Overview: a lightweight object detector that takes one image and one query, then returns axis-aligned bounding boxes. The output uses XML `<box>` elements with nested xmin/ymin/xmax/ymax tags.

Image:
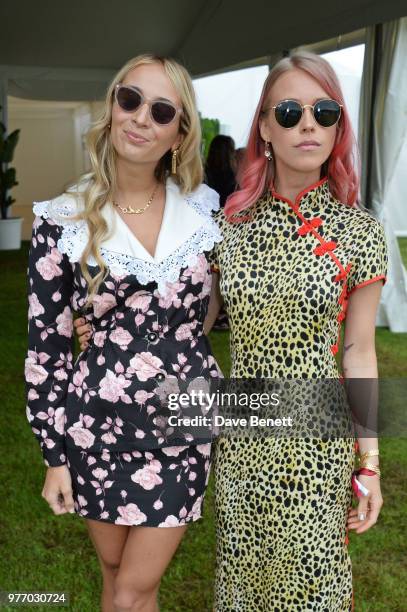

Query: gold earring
<box><xmin>265</xmin><ymin>141</ymin><xmax>273</xmax><ymax>160</ymax></box>
<box><xmin>172</xmin><ymin>149</ymin><xmax>178</xmax><ymax>174</ymax></box>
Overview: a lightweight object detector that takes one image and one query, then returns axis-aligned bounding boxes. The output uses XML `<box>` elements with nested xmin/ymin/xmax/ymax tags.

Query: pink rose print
<box><xmin>183</xmin><ymin>292</ymin><xmax>197</xmax><ymax>309</ymax></box>
<box><xmin>56</xmin><ymin>306</ymin><xmax>73</xmax><ymax>338</ymax></box>
<box><xmin>148</xmin><ymin>458</ymin><xmax>162</xmax><ymax>473</ymax></box>
<box><xmin>134</xmin><ymin>389</ymin><xmax>155</xmax><ymax>405</ymax></box>
<box><xmin>184</xmin><ymin>254</ymin><xmax>208</xmax><ymax>285</ymax></box>
<box><xmin>109</xmin><ymin>326</ymin><xmax>134</xmax><ymax>350</ymax></box>
<box><xmin>125</xmin><ymin>290</ymin><xmax>152</xmax><ymax>312</ymax></box>
<box><xmin>24</xmin><ymin>350</ymin><xmax>50</xmax><ymax>386</ymax></box>
<box><xmin>27</xmin><ymin>389</ymin><xmax>39</xmax><ymax>401</ymax></box>
<box><xmin>35</xmin><ymin>250</ymin><xmax>63</xmax><ymax>281</ymax></box>
<box><xmin>100</xmin><ymin>415</ymin><xmax>124</xmax><ymax>445</ymax></box>
<box><xmin>90</xmin><ymin>470</ymin><xmax>114</xmax><ymax>495</ymax></box>
<box><xmin>175</xmin><ymin>321</ymin><xmax>198</xmax><ymax>342</ymax></box>
<box><xmin>135</xmin><ymin>313</ymin><xmax>145</xmax><ymax>326</ymax></box>
<box><xmin>67</xmin><ymin>413</ymin><xmax>95</xmax><ymax>449</ymax></box>
<box><xmin>55</xmin><ymin>369</ymin><xmax>69</xmax><ymax>382</ymax></box>
<box><xmin>94</xmin><ymin>330</ymin><xmax>107</xmax><ymax>347</ymax></box>
<box><xmin>129</xmin><ymin>352</ymin><xmax>164</xmax><ymax>382</ymax></box>
<box><xmin>154</xmin><ymin>281</ymin><xmax>185</xmax><ymax>309</ymax></box>
<box><xmin>159</xmin><ymin>515</ymin><xmax>182</xmax><ymax>527</ymax></box>
<box><xmin>101</xmin><ymin>450</ymin><xmax>111</xmax><ymax>462</ymax></box>
<box><xmin>92</xmin><ymin>292</ymin><xmax>117</xmax><ymax>318</ymax></box>
<box><xmin>68</xmin><ymin>426</ymin><xmax>95</xmax><ymax>449</ymax></box>
<box><xmin>131</xmin><ymin>465</ymin><xmax>163</xmax><ymax>490</ymax></box>
<box><xmin>189</xmin><ymin>496</ymin><xmax>203</xmax><ymax>520</ymax></box>
<box><xmin>28</xmin><ymin>293</ymin><xmax>45</xmax><ymax>318</ymax></box>
<box><xmin>35</xmin><ymin>406</ymin><xmax>65</xmax><ymax>436</ymax></box>
<box><xmin>116</xmin><ymin>503</ymin><xmax>147</xmax><ymax>526</ymax></box>
<box><xmin>101</xmin><ymin>431</ymin><xmax>117</xmax><ymax>444</ymax></box>
<box><xmin>171</xmin><ymin>353</ymin><xmax>192</xmax><ymax>379</ymax></box>
<box><xmin>91</xmin><ymin>467</ymin><xmax>109</xmax><ymax>481</ymax></box>
<box><xmin>77</xmin><ymin>495</ymin><xmax>88</xmax><ymax>508</ymax></box>
<box><xmin>99</xmin><ymin>369</ymin><xmax>132</xmax><ymax>403</ymax></box>
<box><xmin>179</xmin><ymin>506</ymin><xmax>188</xmax><ymax>519</ymax></box>
<box><xmin>69</xmin><ymin>360</ymin><xmax>90</xmax><ymax>398</ymax></box>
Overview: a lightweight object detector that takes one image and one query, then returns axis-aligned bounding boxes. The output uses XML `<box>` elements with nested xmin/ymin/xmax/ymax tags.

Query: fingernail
<box><xmin>70</xmin><ymin>509</ymin><xmax>75</xmax><ymax>514</ymax></box>
<box><xmin>358</xmin><ymin>513</ymin><xmax>365</xmax><ymax>521</ymax></box>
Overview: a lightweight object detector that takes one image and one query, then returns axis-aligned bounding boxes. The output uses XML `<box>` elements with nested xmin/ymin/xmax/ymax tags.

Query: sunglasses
<box><xmin>114</xmin><ymin>84</ymin><xmax>182</xmax><ymax>125</ymax></box>
<box><xmin>263</xmin><ymin>98</ymin><xmax>343</xmax><ymax>128</ymax></box>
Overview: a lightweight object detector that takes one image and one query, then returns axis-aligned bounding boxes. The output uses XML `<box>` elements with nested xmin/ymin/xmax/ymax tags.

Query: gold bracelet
<box><xmin>359</xmin><ymin>463</ymin><xmax>381</xmax><ymax>477</ymax></box>
<box><xmin>359</xmin><ymin>449</ymin><xmax>380</xmax><ymax>463</ymax></box>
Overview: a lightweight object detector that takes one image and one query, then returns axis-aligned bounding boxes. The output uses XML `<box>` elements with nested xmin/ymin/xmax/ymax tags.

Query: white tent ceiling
<box><xmin>1</xmin><ymin>0</ymin><xmax>406</xmax><ymax>101</ymax></box>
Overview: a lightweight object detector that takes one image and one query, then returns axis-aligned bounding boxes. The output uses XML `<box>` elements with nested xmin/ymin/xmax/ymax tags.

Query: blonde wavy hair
<box><xmin>65</xmin><ymin>54</ymin><xmax>203</xmax><ymax>310</ymax></box>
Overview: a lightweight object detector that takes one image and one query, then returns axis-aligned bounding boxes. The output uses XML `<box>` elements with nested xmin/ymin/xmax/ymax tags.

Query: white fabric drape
<box><xmin>359</xmin><ymin>18</ymin><xmax>407</xmax><ymax>332</ymax></box>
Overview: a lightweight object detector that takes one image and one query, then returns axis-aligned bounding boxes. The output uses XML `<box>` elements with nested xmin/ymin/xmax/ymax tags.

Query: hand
<box><xmin>74</xmin><ymin>316</ymin><xmax>92</xmax><ymax>351</ymax></box>
<box><xmin>42</xmin><ymin>465</ymin><xmax>75</xmax><ymax>515</ymax></box>
<box><xmin>347</xmin><ymin>474</ymin><xmax>383</xmax><ymax>534</ymax></box>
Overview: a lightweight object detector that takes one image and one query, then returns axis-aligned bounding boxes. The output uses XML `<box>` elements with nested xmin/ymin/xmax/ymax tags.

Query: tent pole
<box><xmin>365</xmin><ymin>23</ymin><xmax>383</xmax><ymax>209</ymax></box>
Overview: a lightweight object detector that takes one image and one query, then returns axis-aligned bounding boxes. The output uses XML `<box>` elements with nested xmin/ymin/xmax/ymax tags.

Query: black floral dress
<box><xmin>25</xmin><ymin>177</ymin><xmax>223</xmax><ymax>526</ymax></box>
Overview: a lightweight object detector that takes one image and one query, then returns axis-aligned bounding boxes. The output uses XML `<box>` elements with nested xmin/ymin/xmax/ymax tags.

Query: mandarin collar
<box><xmin>270</xmin><ymin>177</ymin><xmax>330</xmax><ymax>212</ymax></box>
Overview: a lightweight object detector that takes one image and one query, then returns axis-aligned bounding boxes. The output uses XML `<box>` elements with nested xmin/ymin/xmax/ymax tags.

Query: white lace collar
<box><xmin>33</xmin><ymin>177</ymin><xmax>222</xmax><ymax>294</ymax></box>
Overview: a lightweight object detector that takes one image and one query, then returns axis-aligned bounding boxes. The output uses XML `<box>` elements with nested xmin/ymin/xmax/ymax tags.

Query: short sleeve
<box><xmin>347</xmin><ymin>217</ymin><xmax>388</xmax><ymax>294</ymax></box>
<box><xmin>24</xmin><ymin>213</ymin><xmax>75</xmax><ymax>467</ymax></box>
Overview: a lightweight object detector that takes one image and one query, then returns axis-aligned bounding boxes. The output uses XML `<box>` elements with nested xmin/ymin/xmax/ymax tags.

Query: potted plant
<box><xmin>0</xmin><ymin>105</ymin><xmax>21</xmax><ymax>250</ymax></box>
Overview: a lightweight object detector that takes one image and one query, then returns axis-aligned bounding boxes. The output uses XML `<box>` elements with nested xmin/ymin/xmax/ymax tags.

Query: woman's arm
<box><xmin>203</xmin><ymin>272</ymin><xmax>224</xmax><ymax>335</ymax></box>
<box><xmin>343</xmin><ymin>280</ymin><xmax>384</xmax><ymax>533</ymax></box>
<box><xmin>25</xmin><ymin>214</ymin><xmax>75</xmax><ymax>468</ymax></box>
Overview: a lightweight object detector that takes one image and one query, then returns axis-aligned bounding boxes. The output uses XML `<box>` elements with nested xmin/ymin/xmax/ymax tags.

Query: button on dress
<box><xmin>25</xmin><ymin>177</ymin><xmax>223</xmax><ymax>526</ymax></box>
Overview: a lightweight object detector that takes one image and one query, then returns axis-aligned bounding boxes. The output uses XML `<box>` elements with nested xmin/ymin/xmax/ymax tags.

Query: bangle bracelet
<box><xmin>359</xmin><ymin>449</ymin><xmax>379</xmax><ymax>463</ymax></box>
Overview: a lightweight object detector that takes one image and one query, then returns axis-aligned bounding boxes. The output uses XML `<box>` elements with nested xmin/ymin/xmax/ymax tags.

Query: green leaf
<box><xmin>4</xmin><ymin>167</ymin><xmax>18</xmax><ymax>190</ymax></box>
<box><xmin>2</xmin><ymin>129</ymin><xmax>20</xmax><ymax>163</ymax></box>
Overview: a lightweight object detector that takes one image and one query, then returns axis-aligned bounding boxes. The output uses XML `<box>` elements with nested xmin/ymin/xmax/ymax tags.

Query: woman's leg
<box><xmin>113</xmin><ymin>524</ymin><xmax>188</xmax><ymax>612</ymax></box>
<box><xmin>85</xmin><ymin>518</ymin><xmax>130</xmax><ymax>612</ymax></box>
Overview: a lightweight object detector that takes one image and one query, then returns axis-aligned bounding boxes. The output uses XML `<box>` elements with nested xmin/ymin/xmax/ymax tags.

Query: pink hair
<box><xmin>225</xmin><ymin>52</ymin><xmax>360</xmax><ymax>222</ymax></box>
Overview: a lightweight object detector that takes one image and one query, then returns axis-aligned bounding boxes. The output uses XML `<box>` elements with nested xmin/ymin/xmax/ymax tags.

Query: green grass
<box><xmin>0</xmin><ymin>243</ymin><xmax>406</xmax><ymax>611</ymax></box>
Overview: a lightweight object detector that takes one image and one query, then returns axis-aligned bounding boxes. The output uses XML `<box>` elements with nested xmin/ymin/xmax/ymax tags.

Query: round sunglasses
<box><xmin>114</xmin><ymin>84</ymin><xmax>182</xmax><ymax>125</ymax></box>
<box><xmin>263</xmin><ymin>98</ymin><xmax>343</xmax><ymax>129</ymax></box>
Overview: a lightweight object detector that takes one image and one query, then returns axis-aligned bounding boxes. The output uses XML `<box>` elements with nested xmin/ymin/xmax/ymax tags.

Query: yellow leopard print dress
<box><xmin>209</xmin><ymin>179</ymin><xmax>388</xmax><ymax>611</ymax></box>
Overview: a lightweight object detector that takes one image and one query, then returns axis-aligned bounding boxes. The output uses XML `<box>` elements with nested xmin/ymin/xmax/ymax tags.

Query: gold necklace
<box><xmin>113</xmin><ymin>183</ymin><xmax>159</xmax><ymax>214</ymax></box>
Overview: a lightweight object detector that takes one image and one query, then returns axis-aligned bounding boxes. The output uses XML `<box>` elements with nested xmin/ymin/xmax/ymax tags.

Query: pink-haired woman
<box><xmin>205</xmin><ymin>52</ymin><xmax>387</xmax><ymax>610</ymax></box>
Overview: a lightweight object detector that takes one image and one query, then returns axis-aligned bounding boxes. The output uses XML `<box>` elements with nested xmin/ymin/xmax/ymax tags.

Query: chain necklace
<box><xmin>113</xmin><ymin>182</ymin><xmax>159</xmax><ymax>214</ymax></box>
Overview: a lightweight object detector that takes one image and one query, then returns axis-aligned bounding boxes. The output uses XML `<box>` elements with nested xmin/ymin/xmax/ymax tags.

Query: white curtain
<box><xmin>359</xmin><ymin>18</ymin><xmax>407</xmax><ymax>332</ymax></box>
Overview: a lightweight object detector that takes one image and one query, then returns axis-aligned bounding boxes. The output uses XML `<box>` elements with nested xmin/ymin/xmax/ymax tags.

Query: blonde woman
<box><xmin>24</xmin><ymin>54</ymin><xmax>222</xmax><ymax>612</ymax></box>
